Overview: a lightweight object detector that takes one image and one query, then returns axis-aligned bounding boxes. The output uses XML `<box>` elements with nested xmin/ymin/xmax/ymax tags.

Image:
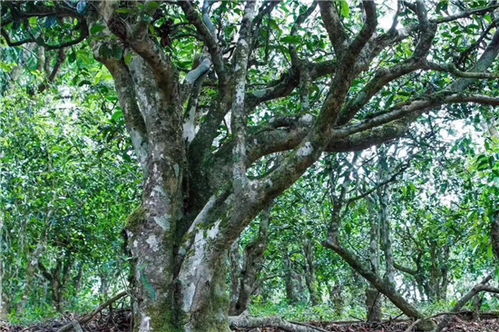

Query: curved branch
<box><xmin>435</xmin><ymin>274</ymin><xmax>495</xmax><ymax>332</ymax></box>
<box><xmin>1</xmin><ymin>18</ymin><xmax>88</xmax><ymax>49</ymax></box>
<box><xmin>323</xmin><ymin>240</ymin><xmax>425</xmax><ymax>321</ymax></box>
<box><xmin>318</xmin><ymin>1</ymin><xmax>348</xmax><ymax>56</ymax></box>
<box><xmin>450</xmin><ymin>29</ymin><xmax>499</xmax><ymax>91</ymax></box>
<box><xmin>98</xmin><ymin>56</ymin><xmax>149</xmax><ymax>171</ymax></box>
<box><xmin>247</xmin><ymin>59</ymin><xmax>336</xmax><ymax>108</ymax></box>
<box><xmin>424</xmin><ymin>60</ymin><xmax>499</xmax><ymax>79</ymax></box>
<box><xmin>335</xmin><ymin>94</ymin><xmax>499</xmax><ymax>138</ymax></box>
<box><xmin>347</xmin><ymin>1</ymin><xmax>377</xmax><ymax>59</ymax></box>
<box><xmin>432</xmin><ymin>4</ymin><xmax>499</xmax><ymax>24</ymax></box>
<box><xmin>178</xmin><ymin>0</ymin><xmax>226</xmax><ymax>83</ymax></box>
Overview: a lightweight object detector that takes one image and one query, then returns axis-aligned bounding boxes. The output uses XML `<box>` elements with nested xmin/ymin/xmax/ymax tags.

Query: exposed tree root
<box><xmin>229</xmin><ymin>315</ymin><xmax>329</xmax><ymax>332</ymax></box>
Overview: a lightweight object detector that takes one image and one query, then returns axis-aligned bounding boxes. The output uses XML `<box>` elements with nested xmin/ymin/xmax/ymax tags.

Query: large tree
<box><xmin>1</xmin><ymin>1</ymin><xmax>498</xmax><ymax>331</ymax></box>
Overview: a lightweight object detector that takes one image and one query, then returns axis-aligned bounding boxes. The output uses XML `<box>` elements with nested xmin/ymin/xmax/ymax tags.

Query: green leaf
<box><xmin>281</xmin><ymin>35</ymin><xmax>301</xmax><ymax>44</ymax></box>
<box><xmin>111</xmin><ymin>110</ymin><xmax>124</xmax><ymax>123</ymax></box>
<box><xmin>124</xmin><ymin>54</ymin><xmax>133</xmax><ymax>66</ymax></box>
<box><xmin>339</xmin><ymin>0</ymin><xmax>350</xmax><ymax>18</ymax></box>
<box><xmin>90</xmin><ymin>24</ymin><xmax>106</xmax><ymax>35</ymax></box>
<box><xmin>144</xmin><ymin>1</ymin><xmax>160</xmax><ymax>12</ymax></box>
<box><xmin>28</xmin><ymin>17</ymin><xmax>38</xmax><ymax>28</ymax></box>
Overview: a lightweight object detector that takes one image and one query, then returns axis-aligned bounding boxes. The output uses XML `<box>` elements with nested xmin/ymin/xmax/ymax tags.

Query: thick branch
<box><xmin>334</xmin><ymin>94</ymin><xmax>499</xmax><ymax>138</ymax></box>
<box><xmin>347</xmin><ymin>1</ymin><xmax>377</xmax><ymax>59</ymax></box>
<box><xmin>98</xmin><ymin>56</ymin><xmax>149</xmax><ymax>171</ymax></box>
<box><xmin>123</xmin><ymin>28</ymin><xmax>177</xmax><ymax>100</ymax></box>
<box><xmin>318</xmin><ymin>1</ymin><xmax>347</xmax><ymax>55</ymax></box>
<box><xmin>450</xmin><ymin>29</ymin><xmax>499</xmax><ymax>92</ymax></box>
<box><xmin>247</xmin><ymin>59</ymin><xmax>336</xmax><ymax>108</ymax></box>
<box><xmin>178</xmin><ymin>0</ymin><xmax>226</xmax><ymax>82</ymax></box>
<box><xmin>394</xmin><ymin>262</ymin><xmax>418</xmax><ymax>275</ymax></box>
<box><xmin>231</xmin><ymin>0</ymin><xmax>257</xmax><ymax>196</ymax></box>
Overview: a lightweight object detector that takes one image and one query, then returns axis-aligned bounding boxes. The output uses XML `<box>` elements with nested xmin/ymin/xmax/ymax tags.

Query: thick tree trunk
<box><xmin>127</xmin><ymin>207</ymin><xmax>231</xmax><ymax>332</ymax></box>
<box><xmin>101</xmin><ymin>54</ymin><xmax>231</xmax><ymax>331</ymax></box>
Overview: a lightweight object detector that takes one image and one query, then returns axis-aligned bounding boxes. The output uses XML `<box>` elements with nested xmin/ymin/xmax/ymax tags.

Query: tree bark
<box><xmin>492</xmin><ymin>211</ymin><xmax>499</xmax><ymax>260</ymax></box>
<box><xmin>365</xmin><ymin>288</ymin><xmax>382</xmax><ymax>322</ymax></box>
<box><xmin>303</xmin><ymin>238</ymin><xmax>321</xmax><ymax>306</ymax></box>
<box><xmin>366</xmin><ymin>202</ymin><xmax>382</xmax><ymax>322</ymax></box>
<box><xmin>330</xmin><ymin>284</ymin><xmax>344</xmax><ymax>317</ymax></box>
<box><xmin>229</xmin><ymin>209</ymin><xmax>270</xmax><ymax>315</ymax></box>
<box><xmin>284</xmin><ymin>249</ymin><xmax>305</xmax><ymax>305</ymax></box>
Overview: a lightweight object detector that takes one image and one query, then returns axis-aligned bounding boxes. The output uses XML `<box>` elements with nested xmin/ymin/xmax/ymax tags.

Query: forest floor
<box><xmin>2</xmin><ymin>310</ymin><xmax>499</xmax><ymax>332</ymax></box>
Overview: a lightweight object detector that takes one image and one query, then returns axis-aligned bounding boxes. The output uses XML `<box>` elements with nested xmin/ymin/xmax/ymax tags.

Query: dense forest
<box><xmin>0</xmin><ymin>1</ymin><xmax>498</xmax><ymax>332</ymax></box>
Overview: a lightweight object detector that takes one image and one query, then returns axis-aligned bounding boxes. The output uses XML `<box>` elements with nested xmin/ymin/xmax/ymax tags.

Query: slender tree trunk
<box><xmin>303</xmin><ymin>238</ymin><xmax>320</xmax><ymax>306</ymax></box>
<box><xmin>229</xmin><ymin>240</ymin><xmax>243</xmax><ymax>313</ymax></box>
<box><xmin>229</xmin><ymin>208</ymin><xmax>270</xmax><ymax>315</ymax></box>
<box><xmin>0</xmin><ymin>216</ymin><xmax>5</xmax><ymax>319</ymax></box>
<box><xmin>492</xmin><ymin>211</ymin><xmax>499</xmax><ymax>260</ymax></box>
<box><xmin>330</xmin><ymin>284</ymin><xmax>344</xmax><ymax>317</ymax></box>
<box><xmin>366</xmin><ymin>204</ymin><xmax>382</xmax><ymax>322</ymax></box>
<box><xmin>365</xmin><ymin>288</ymin><xmax>381</xmax><ymax>322</ymax></box>
<box><xmin>284</xmin><ymin>250</ymin><xmax>303</xmax><ymax>305</ymax></box>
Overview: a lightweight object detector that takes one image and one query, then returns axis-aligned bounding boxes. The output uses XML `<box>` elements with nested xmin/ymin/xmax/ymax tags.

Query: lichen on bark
<box><xmin>126</xmin><ymin>206</ymin><xmax>147</xmax><ymax>233</ymax></box>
